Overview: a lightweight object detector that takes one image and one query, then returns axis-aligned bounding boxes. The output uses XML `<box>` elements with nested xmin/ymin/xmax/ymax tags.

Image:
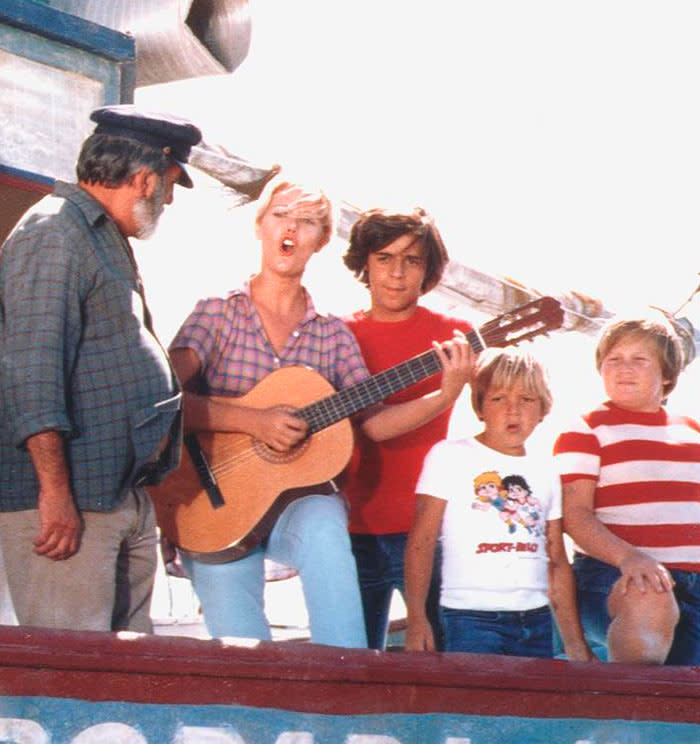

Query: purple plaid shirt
<box><xmin>170</xmin><ymin>282</ymin><xmax>370</xmax><ymax>396</ymax></box>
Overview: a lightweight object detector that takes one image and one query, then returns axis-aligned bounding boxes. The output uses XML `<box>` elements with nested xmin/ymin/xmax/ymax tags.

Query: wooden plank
<box><xmin>0</xmin><ymin>0</ymin><xmax>134</xmax><ymax>61</ymax></box>
<box><xmin>1</xmin><ymin>625</ymin><xmax>700</xmax><ymax>723</ymax></box>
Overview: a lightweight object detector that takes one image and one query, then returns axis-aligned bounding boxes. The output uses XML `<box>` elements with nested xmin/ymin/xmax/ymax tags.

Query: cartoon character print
<box><xmin>471</xmin><ymin>471</ymin><xmax>543</xmax><ymax>536</ymax></box>
<box><xmin>502</xmin><ymin>474</ymin><xmax>543</xmax><ymax>537</ymax></box>
<box><xmin>471</xmin><ymin>471</ymin><xmax>518</xmax><ymax>533</ymax></box>
<box><xmin>472</xmin><ymin>471</ymin><xmax>506</xmax><ymax>511</ymax></box>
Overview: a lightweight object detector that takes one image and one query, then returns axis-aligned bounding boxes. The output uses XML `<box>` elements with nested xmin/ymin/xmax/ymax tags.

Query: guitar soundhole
<box><xmin>252</xmin><ymin>406</ymin><xmax>312</xmax><ymax>464</ymax></box>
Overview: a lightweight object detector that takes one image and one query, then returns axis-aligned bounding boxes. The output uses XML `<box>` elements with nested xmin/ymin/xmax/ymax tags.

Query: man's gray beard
<box><xmin>133</xmin><ymin>178</ymin><xmax>166</xmax><ymax>240</ymax></box>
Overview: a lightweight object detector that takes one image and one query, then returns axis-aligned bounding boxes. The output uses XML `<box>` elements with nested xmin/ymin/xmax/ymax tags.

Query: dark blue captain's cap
<box><xmin>90</xmin><ymin>105</ymin><xmax>202</xmax><ymax>188</ymax></box>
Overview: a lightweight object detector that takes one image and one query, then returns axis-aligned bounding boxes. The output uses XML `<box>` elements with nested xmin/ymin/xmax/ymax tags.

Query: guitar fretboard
<box><xmin>300</xmin><ymin>328</ymin><xmax>484</xmax><ymax>433</ymax></box>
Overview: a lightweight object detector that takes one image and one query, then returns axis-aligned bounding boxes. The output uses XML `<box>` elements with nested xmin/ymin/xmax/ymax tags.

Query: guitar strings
<box><xmin>195</xmin><ymin>349</ymin><xmax>448</xmax><ymax>478</ymax></box>
<box><xmin>194</xmin><ymin>308</ymin><xmax>552</xmax><ymax>479</ymax></box>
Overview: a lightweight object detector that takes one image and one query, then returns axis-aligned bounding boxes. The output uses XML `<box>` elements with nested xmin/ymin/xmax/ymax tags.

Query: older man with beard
<box><xmin>0</xmin><ymin>105</ymin><xmax>201</xmax><ymax>632</ymax></box>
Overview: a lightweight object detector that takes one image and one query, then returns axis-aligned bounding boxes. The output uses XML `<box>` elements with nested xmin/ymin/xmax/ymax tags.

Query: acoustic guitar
<box><xmin>149</xmin><ymin>296</ymin><xmax>564</xmax><ymax>562</ymax></box>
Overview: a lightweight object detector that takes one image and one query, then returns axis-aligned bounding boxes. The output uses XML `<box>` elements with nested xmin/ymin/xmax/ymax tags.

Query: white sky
<box><xmin>135</xmin><ymin>0</ymin><xmax>700</xmax><ymax>436</ymax></box>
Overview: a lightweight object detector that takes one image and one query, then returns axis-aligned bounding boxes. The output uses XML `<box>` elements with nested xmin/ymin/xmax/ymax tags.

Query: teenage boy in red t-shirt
<box><xmin>342</xmin><ymin>208</ymin><xmax>474</xmax><ymax>649</ymax></box>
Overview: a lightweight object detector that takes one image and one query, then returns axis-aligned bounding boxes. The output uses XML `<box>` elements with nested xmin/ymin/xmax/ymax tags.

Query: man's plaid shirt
<box><xmin>0</xmin><ymin>182</ymin><xmax>181</xmax><ymax>512</ymax></box>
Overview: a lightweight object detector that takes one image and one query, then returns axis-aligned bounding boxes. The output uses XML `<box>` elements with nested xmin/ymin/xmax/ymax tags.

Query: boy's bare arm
<box><xmin>404</xmin><ymin>493</ymin><xmax>446</xmax><ymax>651</ymax></box>
<box><xmin>563</xmin><ymin>479</ymin><xmax>674</xmax><ymax>594</ymax></box>
<box><xmin>545</xmin><ymin>518</ymin><xmax>596</xmax><ymax>662</ymax></box>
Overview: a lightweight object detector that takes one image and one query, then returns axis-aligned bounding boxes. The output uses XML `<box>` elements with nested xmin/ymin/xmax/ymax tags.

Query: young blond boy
<box><xmin>554</xmin><ymin>314</ymin><xmax>700</xmax><ymax>664</ymax></box>
<box><xmin>405</xmin><ymin>348</ymin><xmax>593</xmax><ymax>659</ymax></box>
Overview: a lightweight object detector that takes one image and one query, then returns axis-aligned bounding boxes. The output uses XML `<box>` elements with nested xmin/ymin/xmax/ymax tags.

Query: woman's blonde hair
<box><xmin>254</xmin><ymin>178</ymin><xmax>333</xmax><ymax>248</ymax></box>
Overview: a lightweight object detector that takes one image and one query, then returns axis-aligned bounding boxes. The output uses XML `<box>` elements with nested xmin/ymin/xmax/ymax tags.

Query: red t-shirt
<box><xmin>345</xmin><ymin>306</ymin><xmax>472</xmax><ymax>534</ymax></box>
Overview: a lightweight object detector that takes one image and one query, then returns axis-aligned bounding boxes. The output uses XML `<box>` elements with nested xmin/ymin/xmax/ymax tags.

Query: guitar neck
<box><xmin>300</xmin><ymin>327</ymin><xmax>484</xmax><ymax>434</ymax></box>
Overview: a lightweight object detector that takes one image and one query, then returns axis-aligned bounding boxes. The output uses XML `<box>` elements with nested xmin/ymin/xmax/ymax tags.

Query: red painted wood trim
<box><xmin>1</xmin><ymin>625</ymin><xmax>700</xmax><ymax>722</ymax></box>
<box><xmin>0</xmin><ymin>171</ymin><xmax>53</xmax><ymax>195</ymax></box>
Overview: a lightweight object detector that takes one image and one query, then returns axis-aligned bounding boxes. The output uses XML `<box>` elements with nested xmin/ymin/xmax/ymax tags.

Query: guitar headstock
<box><xmin>478</xmin><ymin>296</ymin><xmax>564</xmax><ymax>349</ymax></box>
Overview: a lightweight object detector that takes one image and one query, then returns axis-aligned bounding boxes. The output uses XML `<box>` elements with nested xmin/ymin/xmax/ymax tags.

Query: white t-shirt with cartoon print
<box><xmin>416</xmin><ymin>436</ymin><xmax>561</xmax><ymax>612</ymax></box>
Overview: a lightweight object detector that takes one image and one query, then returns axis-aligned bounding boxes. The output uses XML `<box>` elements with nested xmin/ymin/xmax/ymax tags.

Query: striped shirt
<box><xmin>553</xmin><ymin>401</ymin><xmax>700</xmax><ymax>572</ymax></box>
<box><xmin>170</xmin><ymin>282</ymin><xmax>370</xmax><ymax>397</ymax></box>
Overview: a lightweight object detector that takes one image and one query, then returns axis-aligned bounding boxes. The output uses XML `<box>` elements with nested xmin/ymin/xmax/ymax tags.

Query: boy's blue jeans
<box><xmin>182</xmin><ymin>493</ymin><xmax>367</xmax><ymax>647</ymax></box>
<box><xmin>441</xmin><ymin>604</ymin><xmax>553</xmax><ymax>657</ymax></box>
<box><xmin>572</xmin><ymin>554</ymin><xmax>700</xmax><ymax>665</ymax></box>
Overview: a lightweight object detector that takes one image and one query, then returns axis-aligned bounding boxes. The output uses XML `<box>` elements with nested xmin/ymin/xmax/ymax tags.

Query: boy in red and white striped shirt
<box><xmin>554</xmin><ymin>314</ymin><xmax>700</xmax><ymax>665</ymax></box>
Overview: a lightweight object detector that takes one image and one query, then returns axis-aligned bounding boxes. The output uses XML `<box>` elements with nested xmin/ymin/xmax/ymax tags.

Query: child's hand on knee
<box><xmin>618</xmin><ymin>551</ymin><xmax>675</xmax><ymax>594</ymax></box>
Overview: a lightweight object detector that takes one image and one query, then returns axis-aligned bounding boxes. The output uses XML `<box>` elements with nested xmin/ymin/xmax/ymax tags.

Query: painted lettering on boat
<box><xmin>0</xmin><ymin>721</ymin><xmax>476</xmax><ymax>744</ymax></box>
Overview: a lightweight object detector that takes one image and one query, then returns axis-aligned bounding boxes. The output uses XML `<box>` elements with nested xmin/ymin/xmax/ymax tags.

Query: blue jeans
<box><xmin>573</xmin><ymin>554</ymin><xmax>700</xmax><ymax>665</ymax></box>
<box><xmin>351</xmin><ymin>532</ymin><xmax>442</xmax><ymax>650</ymax></box>
<box><xmin>182</xmin><ymin>493</ymin><xmax>367</xmax><ymax>648</ymax></box>
<box><xmin>441</xmin><ymin>605</ymin><xmax>554</xmax><ymax>657</ymax></box>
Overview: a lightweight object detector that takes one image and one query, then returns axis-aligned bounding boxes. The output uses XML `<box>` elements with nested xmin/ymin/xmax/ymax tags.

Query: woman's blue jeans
<box><xmin>182</xmin><ymin>493</ymin><xmax>367</xmax><ymax>647</ymax></box>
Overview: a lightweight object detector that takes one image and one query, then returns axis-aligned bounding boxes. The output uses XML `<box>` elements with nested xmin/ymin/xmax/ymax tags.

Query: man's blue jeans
<box><xmin>441</xmin><ymin>604</ymin><xmax>554</xmax><ymax>657</ymax></box>
<box><xmin>183</xmin><ymin>493</ymin><xmax>367</xmax><ymax>647</ymax></box>
<box><xmin>350</xmin><ymin>532</ymin><xmax>442</xmax><ymax>650</ymax></box>
<box><xmin>573</xmin><ymin>554</ymin><xmax>700</xmax><ymax>665</ymax></box>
